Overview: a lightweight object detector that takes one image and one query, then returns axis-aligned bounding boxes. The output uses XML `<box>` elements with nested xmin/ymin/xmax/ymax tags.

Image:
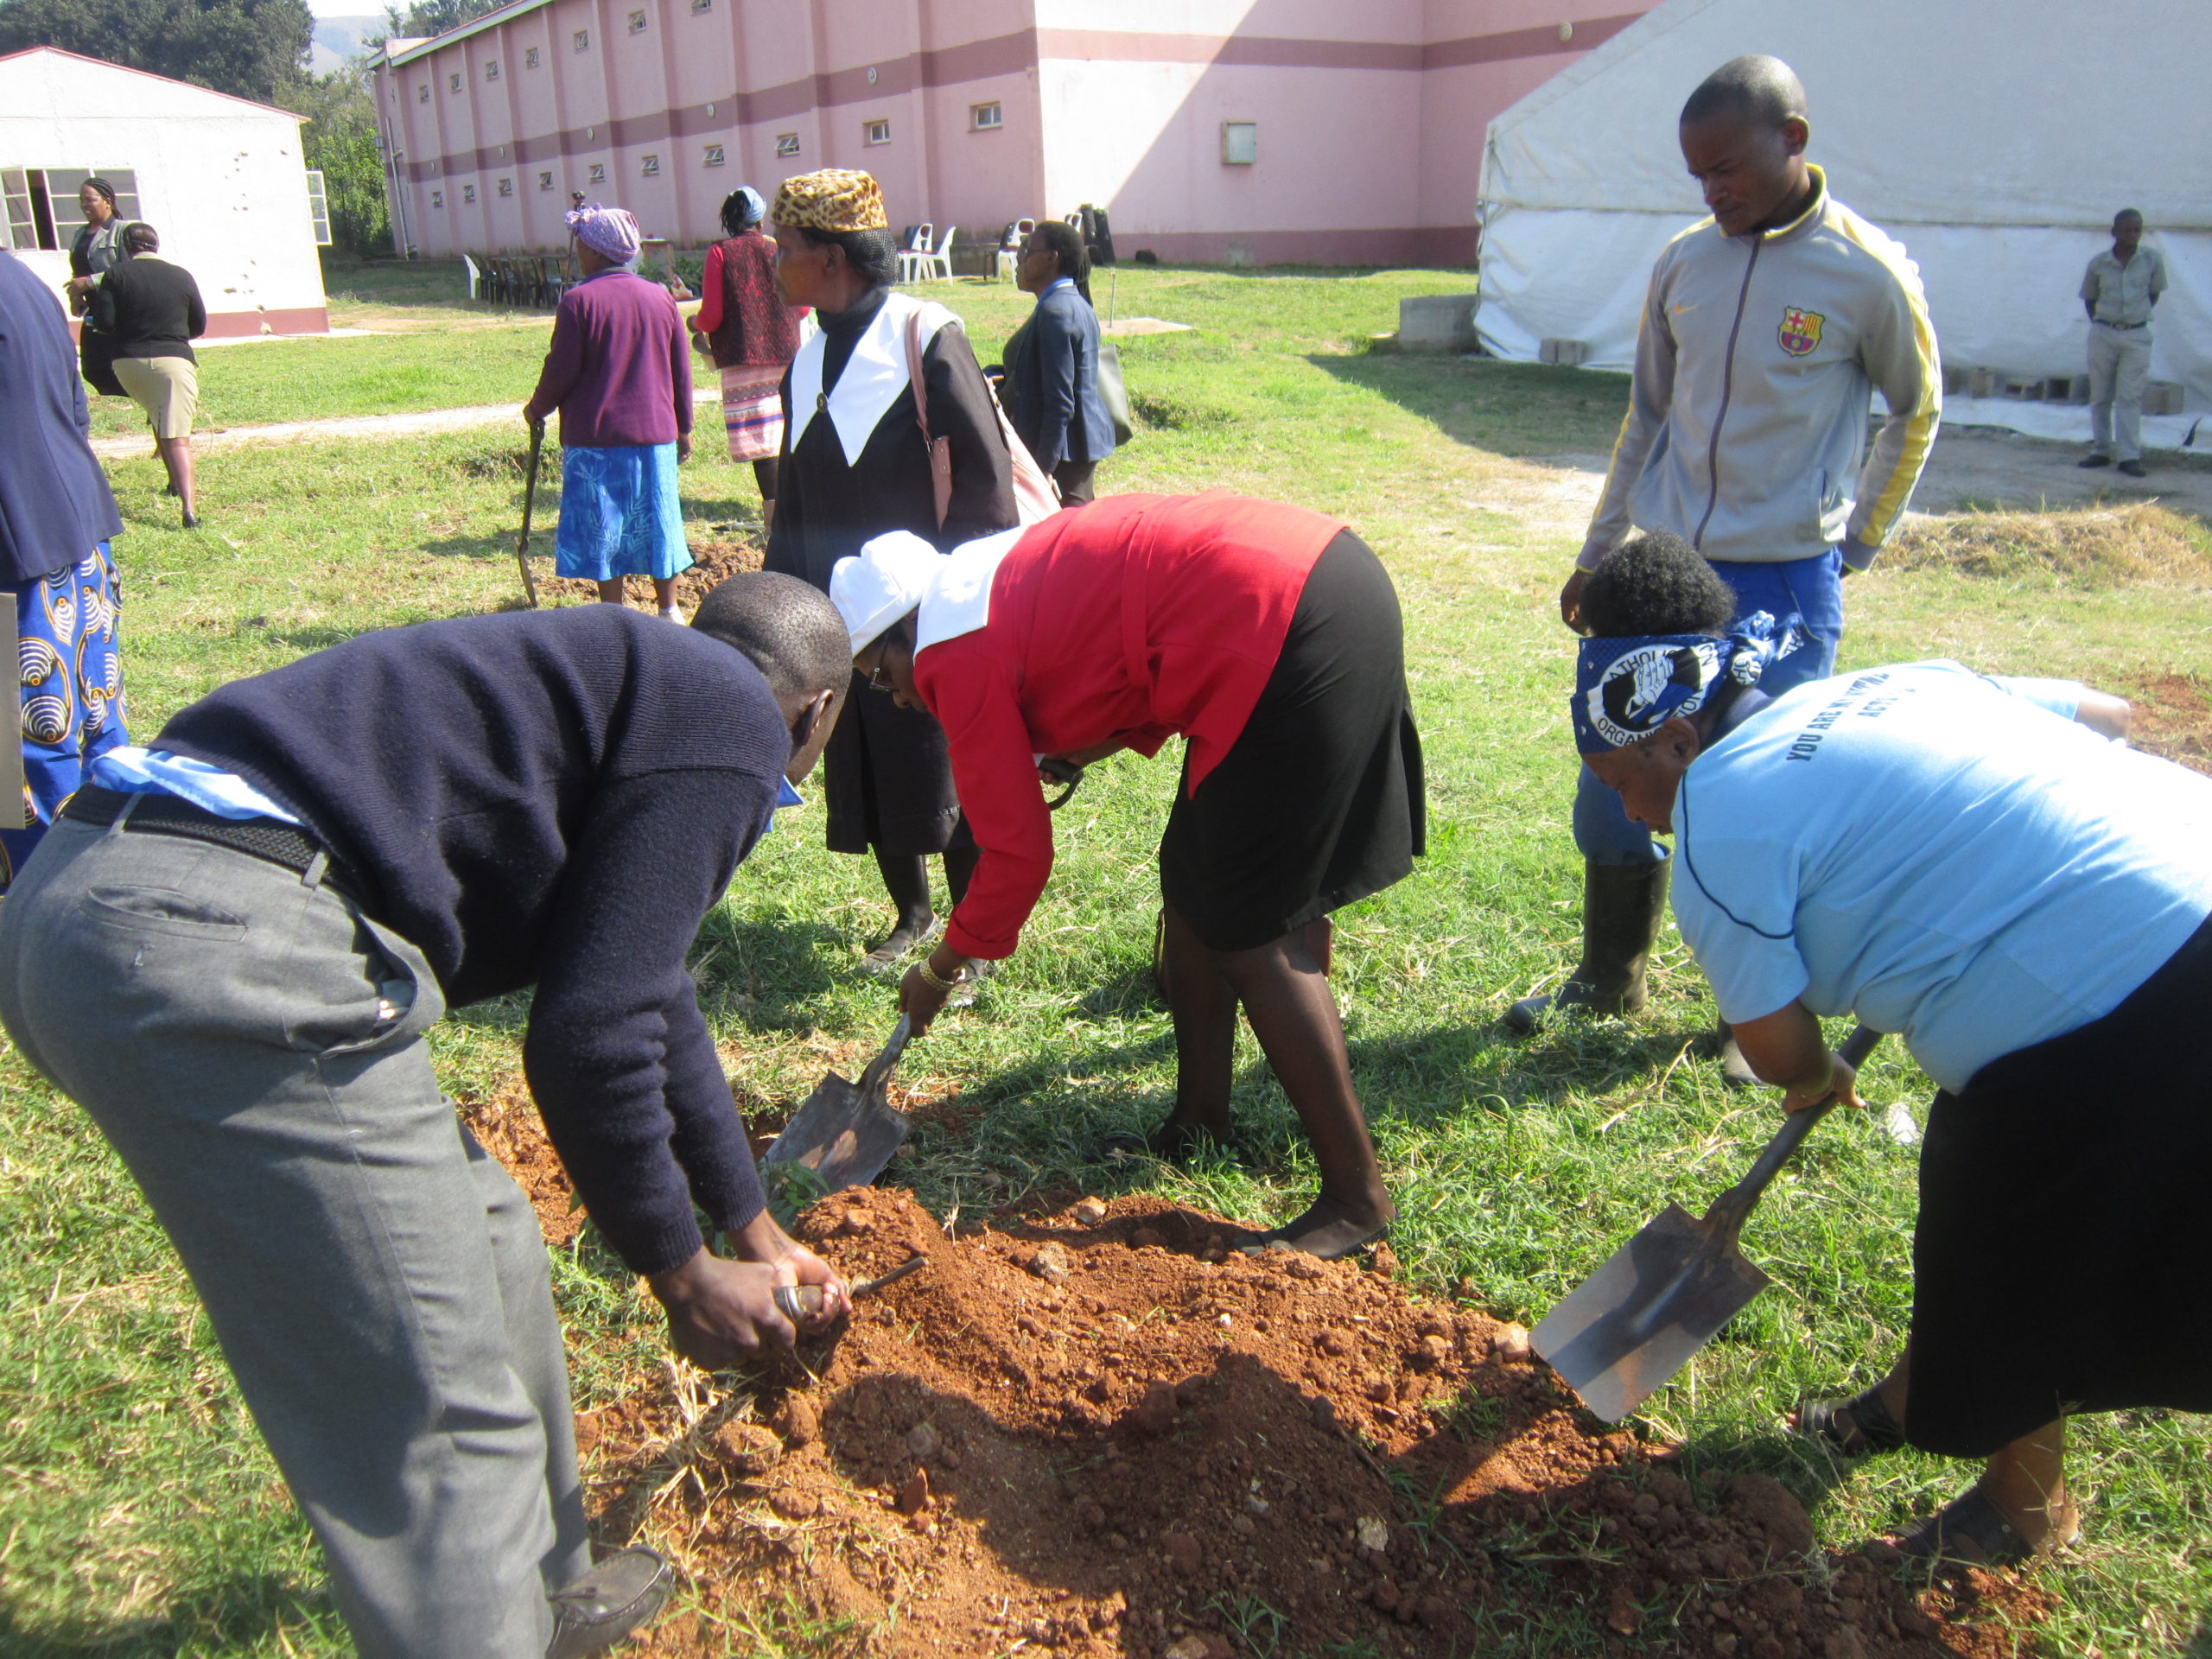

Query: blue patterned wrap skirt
<box><xmin>6</xmin><ymin>543</ymin><xmax>129</xmax><ymax>891</ymax></box>
<box><xmin>552</xmin><ymin>442</ymin><xmax>694</xmax><ymax>582</ymax></box>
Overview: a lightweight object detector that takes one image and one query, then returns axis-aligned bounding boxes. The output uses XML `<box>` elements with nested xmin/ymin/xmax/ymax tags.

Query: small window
<box><xmin>430</xmin><ymin>189</ymin><xmax>444</xmax><ymax>207</ymax></box>
<box><xmin>970</xmin><ymin>101</ymin><xmax>1002</xmax><ymax>131</ymax></box>
<box><xmin>1222</xmin><ymin>121</ymin><xmax>1257</xmax><ymax>164</ymax></box>
<box><xmin>775</xmin><ymin>132</ymin><xmax>800</xmax><ymax>158</ymax></box>
<box><xmin>702</xmin><ymin>143</ymin><xmax>725</xmax><ymax>167</ymax></box>
<box><xmin>691</xmin><ymin>0</ymin><xmax>710</xmax><ymax>11</ymax></box>
<box><xmin>497</xmin><ymin>176</ymin><xmax>512</xmax><ymax>197</ymax></box>
<box><xmin>448</xmin><ymin>72</ymin><xmax>461</xmax><ymax>92</ymax></box>
<box><xmin>573</xmin><ymin>28</ymin><xmax>589</xmax><ymax>50</ymax></box>
<box><xmin>484</xmin><ymin>59</ymin><xmax>499</xmax><ymax>79</ymax></box>
<box><xmin>588</xmin><ymin>162</ymin><xmax>606</xmax><ymax>184</ymax></box>
<box><xmin>863</xmin><ymin>118</ymin><xmax>891</xmax><ymax>146</ymax></box>
<box><xmin>417</xmin><ymin>83</ymin><xmax>429</xmax><ymax>101</ymax></box>
<box><xmin>461</xmin><ymin>182</ymin><xmax>476</xmax><ymax>203</ymax></box>
<box><xmin>626</xmin><ymin>9</ymin><xmax>645</xmax><ymax>30</ymax></box>
<box><xmin>640</xmin><ymin>154</ymin><xmax>659</xmax><ymax>176</ymax></box>
<box><xmin>525</xmin><ymin>46</ymin><xmax>540</xmax><ymax>67</ymax></box>
<box><xmin>538</xmin><ymin>170</ymin><xmax>553</xmax><ymax>190</ymax></box>
<box><xmin>304</xmin><ymin>168</ymin><xmax>332</xmax><ymax>245</ymax></box>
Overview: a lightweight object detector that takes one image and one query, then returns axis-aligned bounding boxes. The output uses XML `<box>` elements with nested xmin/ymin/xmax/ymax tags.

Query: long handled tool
<box><xmin>1533</xmin><ymin>1024</ymin><xmax>1883</xmax><ymax>1423</ymax></box>
<box><xmin>513</xmin><ymin>417</ymin><xmax>544</xmax><ymax>609</ymax></box>
<box><xmin>773</xmin><ymin>1253</ymin><xmax>927</xmax><ymax>1321</ymax></box>
<box><xmin>761</xmin><ymin>1016</ymin><xmax>913</xmax><ymax>1195</ymax></box>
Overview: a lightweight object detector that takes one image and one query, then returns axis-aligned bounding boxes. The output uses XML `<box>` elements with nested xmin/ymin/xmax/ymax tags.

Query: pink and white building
<box><xmin>372</xmin><ymin>0</ymin><xmax>1655</xmax><ymax>265</ymax></box>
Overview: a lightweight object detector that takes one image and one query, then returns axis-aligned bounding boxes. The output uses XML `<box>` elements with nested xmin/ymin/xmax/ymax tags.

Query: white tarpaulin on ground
<box><xmin>1475</xmin><ymin>0</ymin><xmax>2211</xmax><ymax>448</ymax></box>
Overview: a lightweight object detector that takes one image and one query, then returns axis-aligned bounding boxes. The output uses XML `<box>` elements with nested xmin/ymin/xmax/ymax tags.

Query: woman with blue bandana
<box><xmin>1569</xmin><ymin>530</ymin><xmax>2212</xmax><ymax>1568</ymax></box>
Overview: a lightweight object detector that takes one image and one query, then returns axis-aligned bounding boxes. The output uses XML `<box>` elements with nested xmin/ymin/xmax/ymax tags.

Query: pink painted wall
<box><xmin>372</xmin><ymin>0</ymin><xmax>1656</xmax><ymax>264</ymax></box>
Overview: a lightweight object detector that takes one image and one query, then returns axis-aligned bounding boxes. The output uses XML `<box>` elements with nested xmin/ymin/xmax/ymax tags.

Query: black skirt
<box><xmin>1156</xmin><ymin>532</ymin><xmax>1426</xmax><ymax>952</ymax></box>
<box><xmin>823</xmin><ymin>672</ymin><xmax>970</xmax><ymax>857</ymax></box>
<box><xmin>1906</xmin><ymin>910</ymin><xmax>2212</xmax><ymax>1458</ymax></box>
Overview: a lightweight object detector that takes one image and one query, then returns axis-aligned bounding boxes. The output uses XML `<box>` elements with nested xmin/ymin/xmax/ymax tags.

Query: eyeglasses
<box><xmin>866</xmin><ymin>658</ymin><xmax>893</xmax><ymax>691</ymax></box>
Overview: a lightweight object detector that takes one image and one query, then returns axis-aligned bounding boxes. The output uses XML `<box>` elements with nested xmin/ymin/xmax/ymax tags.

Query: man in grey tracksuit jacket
<box><xmin>1510</xmin><ymin>55</ymin><xmax>1940</xmax><ymax>1059</ymax></box>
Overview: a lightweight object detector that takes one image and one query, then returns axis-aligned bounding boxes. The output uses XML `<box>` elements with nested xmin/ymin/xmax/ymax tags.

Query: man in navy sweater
<box><xmin>0</xmin><ymin>575</ymin><xmax>850</xmax><ymax>1659</ymax></box>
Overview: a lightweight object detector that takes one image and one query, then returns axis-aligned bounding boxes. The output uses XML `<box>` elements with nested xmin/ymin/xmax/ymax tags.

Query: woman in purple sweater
<box><xmin>524</xmin><ymin>204</ymin><xmax>695</xmax><ymax>619</ymax></box>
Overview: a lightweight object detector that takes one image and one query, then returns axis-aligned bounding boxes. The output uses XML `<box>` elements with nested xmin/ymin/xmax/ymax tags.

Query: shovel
<box><xmin>1533</xmin><ymin>1024</ymin><xmax>1882</xmax><ymax>1423</ymax></box>
<box><xmin>513</xmin><ymin>417</ymin><xmax>544</xmax><ymax>609</ymax></box>
<box><xmin>761</xmin><ymin>1016</ymin><xmax>913</xmax><ymax>1194</ymax></box>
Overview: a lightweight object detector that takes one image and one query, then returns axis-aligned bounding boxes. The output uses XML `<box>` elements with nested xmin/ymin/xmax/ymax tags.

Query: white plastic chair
<box><xmin>911</xmin><ymin>226</ymin><xmax>955</xmax><ymax>283</ymax></box>
<box><xmin>895</xmin><ymin>222</ymin><xmax>936</xmax><ymax>284</ymax></box>
<box><xmin>995</xmin><ymin>217</ymin><xmax>1036</xmax><ymax>283</ymax></box>
<box><xmin>461</xmin><ymin>252</ymin><xmax>480</xmax><ymax>300</ymax></box>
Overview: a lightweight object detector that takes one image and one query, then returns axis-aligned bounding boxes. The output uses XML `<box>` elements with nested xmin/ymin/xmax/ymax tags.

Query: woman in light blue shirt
<box><xmin>1565</xmin><ymin>529</ymin><xmax>2210</xmax><ymax>1568</ymax></box>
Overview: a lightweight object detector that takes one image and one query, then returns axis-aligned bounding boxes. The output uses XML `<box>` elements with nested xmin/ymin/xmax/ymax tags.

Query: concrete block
<box><xmin>1966</xmin><ymin>365</ymin><xmax>2002</xmax><ymax>398</ymax></box>
<box><xmin>1395</xmin><ymin>293</ymin><xmax>1478</xmax><ymax>353</ymax></box>
<box><xmin>1366</xmin><ymin>331</ymin><xmax>1401</xmax><ymax>354</ymax></box>
<box><xmin>1539</xmin><ymin>338</ymin><xmax>1588</xmax><ymax>366</ymax></box>
<box><xmin>2000</xmin><ymin>374</ymin><xmax>2043</xmax><ymax>400</ymax></box>
<box><xmin>2145</xmin><ymin>380</ymin><xmax>2184</xmax><ymax>416</ymax></box>
<box><xmin>2046</xmin><ymin>374</ymin><xmax>2090</xmax><ymax>404</ymax></box>
<box><xmin>1942</xmin><ymin>363</ymin><xmax>1969</xmax><ymax>396</ymax></box>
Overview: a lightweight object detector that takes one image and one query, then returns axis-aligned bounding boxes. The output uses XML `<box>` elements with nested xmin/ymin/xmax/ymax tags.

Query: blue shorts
<box><xmin>1574</xmin><ymin>549</ymin><xmax>1843</xmax><ymax>867</ymax></box>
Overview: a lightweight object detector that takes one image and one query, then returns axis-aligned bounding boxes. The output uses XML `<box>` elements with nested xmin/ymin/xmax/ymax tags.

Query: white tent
<box><xmin>1475</xmin><ymin>0</ymin><xmax>2209</xmax><ymax>448</ymax></box>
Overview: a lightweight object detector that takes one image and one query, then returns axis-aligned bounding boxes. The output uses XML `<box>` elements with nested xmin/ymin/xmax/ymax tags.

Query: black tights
<box><xmin>873</xmin><ymin>842</ymin><xmax>978</xmax><ymax>939</ymax></box>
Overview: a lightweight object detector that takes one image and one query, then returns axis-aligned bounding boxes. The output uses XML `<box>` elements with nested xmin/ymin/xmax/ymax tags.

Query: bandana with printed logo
<box><xmin>1571</xmin><ymin>612</ymin><xmax>1809</xmax><ymax>753</ymax></box>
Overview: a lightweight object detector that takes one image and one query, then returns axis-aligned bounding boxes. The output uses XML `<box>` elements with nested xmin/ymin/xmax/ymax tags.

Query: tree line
<box><xmin>0</xmin><ymin>0</ymin><xmax>508</xmax><ymax>255</ymax></box>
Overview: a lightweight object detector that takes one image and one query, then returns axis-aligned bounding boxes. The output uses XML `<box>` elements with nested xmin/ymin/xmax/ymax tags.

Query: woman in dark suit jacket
<box><xmin>1003</xmin><ymin>221</ymin><xmax>1116</xmax><ymax>505</ymax></box>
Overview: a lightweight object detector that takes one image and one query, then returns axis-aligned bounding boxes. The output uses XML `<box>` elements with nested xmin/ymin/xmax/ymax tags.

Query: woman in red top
<box><xmin>688</xmin><ymin>188</ymin><xmax>804</xmax><ymax>527</ymax></box>
<box><xmin>832</xmin><ymin>493</ymin><xmax>1426</xmax><ymax>1258</ymax></box>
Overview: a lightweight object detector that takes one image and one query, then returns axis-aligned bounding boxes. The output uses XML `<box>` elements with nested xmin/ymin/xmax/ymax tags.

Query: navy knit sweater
<box><xmin>159</xmin><ymin>607</ymin><xmax>787</xmax><ymax>1274</ymax></box>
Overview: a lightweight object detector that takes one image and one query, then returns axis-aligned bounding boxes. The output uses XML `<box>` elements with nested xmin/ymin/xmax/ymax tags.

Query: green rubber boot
<box><xmin>1504</xmin><ymin>861</ymin><xmax>1671</xmax><ymax>1034</ymax></box>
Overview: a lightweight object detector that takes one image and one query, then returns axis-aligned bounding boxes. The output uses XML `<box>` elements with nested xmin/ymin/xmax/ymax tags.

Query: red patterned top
<box><xmin>695</xmin><ymin>232</ymin><xmax>804</xmax><ymax>368</ymax></box>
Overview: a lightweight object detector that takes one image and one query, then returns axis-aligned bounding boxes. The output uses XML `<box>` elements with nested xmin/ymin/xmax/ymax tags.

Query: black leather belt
<box><xmin>63</xmin><ymin>785</ymin><xmax>358</xmax><ymax>897</ymax></box>
<box><xmin>2099</xmin><ymin>319</ymin><xmax>2148</xmax><ymax>330</ymax></box>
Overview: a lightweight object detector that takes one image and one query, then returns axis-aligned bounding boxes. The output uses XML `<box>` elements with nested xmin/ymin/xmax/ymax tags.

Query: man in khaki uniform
<box><xmin>2079</xmin><ymin>209</ymin><xmax>2165</xmax><ymax>478</ymax></box>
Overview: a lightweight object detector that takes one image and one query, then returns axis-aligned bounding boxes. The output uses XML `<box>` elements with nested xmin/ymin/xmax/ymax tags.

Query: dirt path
<box><xmin>87</xmin><ymin>386</ymin><xmax>722</xmax><ymax>462</ymax></box>
<box><xmin>1471</xmin><ymin>429</ymin><xmax>2212</xmax><ymax>550</ymax></box>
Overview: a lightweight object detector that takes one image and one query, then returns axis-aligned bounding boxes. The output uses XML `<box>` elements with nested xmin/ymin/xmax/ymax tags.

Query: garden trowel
<box><xmin>1533</xmin><ymin>1024</ymin><xmax>1882</xmax><ymax>1423</ymax></box>
<box><xmin>761</xmin><ymin>1016</ymin><xmax>912</xmax><ymax>1193</ymax></box>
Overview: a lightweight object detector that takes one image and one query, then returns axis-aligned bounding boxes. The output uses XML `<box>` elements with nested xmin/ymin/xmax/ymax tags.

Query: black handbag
<box><xmin>78</xmin><ymin>326</ymin><xmax>124</xmax><ymax>397</ymax></box>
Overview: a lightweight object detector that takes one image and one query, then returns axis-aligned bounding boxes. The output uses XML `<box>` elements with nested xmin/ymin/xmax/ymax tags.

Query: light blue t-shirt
<box><xmin>1672</xmin><ymin>661</ymin><xmax>2212</xmax><ymax>1091</ymax></box>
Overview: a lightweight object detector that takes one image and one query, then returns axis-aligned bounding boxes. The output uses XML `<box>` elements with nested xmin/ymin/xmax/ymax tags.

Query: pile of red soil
<box><xmin>566</xmin><ymin>1186</ymin><xmax>2049</xmax><ymax>1658</ymax></box>
<box><xmin>542</xmin><ymin>536</ymin><xmax>763</xmax><ymax>611</ymax></box>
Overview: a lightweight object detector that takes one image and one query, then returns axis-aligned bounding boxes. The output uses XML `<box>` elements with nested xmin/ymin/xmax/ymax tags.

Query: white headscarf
<box><xmin>831</xmin><ymin>526</ymin><xmax>1027</xmax><ymax>657</ymax></box>
<box><xmin>831</xmin><ymin>531</ymin><xmax>939</xmax><ymax>655</ymax></box>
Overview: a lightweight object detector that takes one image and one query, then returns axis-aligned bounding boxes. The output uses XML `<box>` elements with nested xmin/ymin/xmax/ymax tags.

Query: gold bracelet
<box><xmin>916</xmin><ymin>957</ymin><xmax>965</xmax><ymax>993</ymax></box>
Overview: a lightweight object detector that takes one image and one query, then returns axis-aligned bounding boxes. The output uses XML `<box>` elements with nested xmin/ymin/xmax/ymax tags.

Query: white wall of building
<box><xmin>0</xmin><ymin>47</ymin><xmax>330</xmax><ymax>336</ymax></box>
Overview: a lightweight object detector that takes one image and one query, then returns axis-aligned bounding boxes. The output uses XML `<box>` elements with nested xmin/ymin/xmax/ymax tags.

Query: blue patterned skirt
<box><xmin>5</xmin><ymin>544</ymin><xmax>129</xmax><ymax>891</ymax></box>
<box><xmin>553</xmin><ymin>442</ymin><xmax>694</xmax><ymax>582</ymax></box>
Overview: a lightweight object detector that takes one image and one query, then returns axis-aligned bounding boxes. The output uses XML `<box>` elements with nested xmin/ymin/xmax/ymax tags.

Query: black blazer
<box><xmin>1004</xmin><ymin>282</ymin><xmax>1116</xmax><ymax>472</ymax></box>
<box><xmin>92</xmin><ymin>256</ymin><xmax>207</xmax><ymax>362</ymax></box>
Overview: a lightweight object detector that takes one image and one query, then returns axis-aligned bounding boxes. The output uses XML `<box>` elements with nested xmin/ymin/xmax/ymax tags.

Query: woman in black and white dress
<box><xmin>762</xmin><ymin>168</ymin><xmax>1018</xmax><ymax>969</ymax></box>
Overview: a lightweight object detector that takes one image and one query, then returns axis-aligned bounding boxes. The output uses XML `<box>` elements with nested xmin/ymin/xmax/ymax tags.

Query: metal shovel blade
<box><xmin>761</xmin><ymin>1016</ymin><xmax>912</xmax><ymax>1193</ymax></box>
<box><xmin>1532</xmin><ymin>1202</ymin><xmax>1769</xmax><ymax>1422</ymax></box>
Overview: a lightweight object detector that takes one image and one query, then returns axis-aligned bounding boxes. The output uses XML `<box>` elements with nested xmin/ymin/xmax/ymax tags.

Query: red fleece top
<box><xmin>913</xmin><ymin>492</ymin><xmax>1344</xmax><ymax>959</ymax></box>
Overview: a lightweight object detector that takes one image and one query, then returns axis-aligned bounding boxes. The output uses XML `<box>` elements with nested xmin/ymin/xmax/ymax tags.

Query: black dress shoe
<box><xmin>2117</xmin><ymin>460</ymin><xmax>2147</xmax><ymax>478</ymax></box>
<box><xmin>181</xmin><ymin>511</ymin><xmax>201</xmax><ymax>530</ymax></box>
<box><xmin>2078</xmin><ymin>453</ymin><xmax>2112</xmax><ymax>468</ymax></box>
<box><xmin>546</xmin><ymin>1546</ymin><xmax>674</xmax><ymax>1658</ymax></box>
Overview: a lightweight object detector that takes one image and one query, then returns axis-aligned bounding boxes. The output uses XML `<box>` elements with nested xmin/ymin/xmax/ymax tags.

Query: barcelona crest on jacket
<box><xmin>1778</xmin><ymin>307</ymin><xmax>1825</xmax><ymax>356</ymax></box>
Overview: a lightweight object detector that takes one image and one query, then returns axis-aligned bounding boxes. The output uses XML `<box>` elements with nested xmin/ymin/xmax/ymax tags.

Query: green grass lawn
<box><xmin>6</xmin><ymin>267</ymin><xmax>2209</xmax><ymax>1656</ymax></box>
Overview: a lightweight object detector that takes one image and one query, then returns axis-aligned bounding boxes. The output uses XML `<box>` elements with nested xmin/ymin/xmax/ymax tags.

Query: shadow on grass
<box><xmin>1306</xmin><ymin>352</ymin><xmax>1628</xmax><ymax>458</ymax></box>
<box><xmin>0</xmin><ymin>1573</ymin><xmax>343</xmax><ymax>1656</ymax></box>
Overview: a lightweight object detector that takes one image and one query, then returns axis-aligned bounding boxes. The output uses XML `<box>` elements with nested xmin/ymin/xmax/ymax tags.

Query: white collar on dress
<box><xmin>917</xmin><ymin>525</ymin><xmax>1025</xmax><ymax>652</ymax></box>
<box><xmin>788</xmin><ymin>289</ymin><xmax>958</xmax><ymax>466</ymax></box>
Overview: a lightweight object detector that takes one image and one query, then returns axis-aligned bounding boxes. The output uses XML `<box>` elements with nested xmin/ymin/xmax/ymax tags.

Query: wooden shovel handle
<box><xmin>1706</xmin><ymin>1025</ymin><xmax>1882</xmax><ymax>1243</ymax></box>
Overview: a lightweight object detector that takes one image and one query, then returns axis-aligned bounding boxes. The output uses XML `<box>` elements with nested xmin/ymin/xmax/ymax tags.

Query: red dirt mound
<box><xmin>543</xmin><ymin>537</ymin><xmax>764</xmax><ymax>611</ymax></box>
<box><xmin>563</xmin><ymin>1186</ymin><xmax>2048</xmax><ymax>1658</ymax></box>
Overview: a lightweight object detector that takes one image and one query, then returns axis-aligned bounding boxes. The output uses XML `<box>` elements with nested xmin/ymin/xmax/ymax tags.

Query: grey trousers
<box><xmin>2088</xmin><ymin>321</ymin><xmax>2152</xmax><ymax>461</ymax></box>
<box><xmin>0</xmin><ymin>817</ymin><xmax>591</xmax><ymax>1658</ymax></box>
